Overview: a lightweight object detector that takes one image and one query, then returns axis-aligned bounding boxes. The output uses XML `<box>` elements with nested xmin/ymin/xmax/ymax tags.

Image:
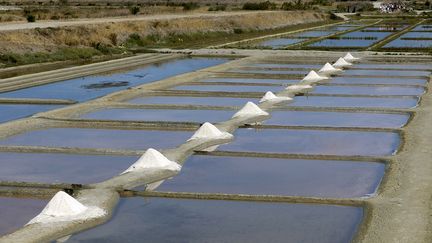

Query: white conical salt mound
<box><xmin>333</xmin><ymin>57</ymin><xmax>352</xmax><ymax>68</ymax></box>
<box><xmin>301</xmin><ymin>70</ymin><xmax>329</xmax><ymax>83</ymax></box>
<box><xmin>259</xmin><ymin>91</ymin><xmax>293</xmax><ymax>103</ymax></box>
<box><xmin>122</xmin><ymin>148</ymin><xmax>181</xmax><ymax>174</ymax></box>
<box><xmin>318</xmin><ymin>63</ymin><xmax>342</xmax><ymax>74</ymax></box>
<box><xmin>40</xmin><ymin>191</ymin><xmax>87</xmax><ymax>217</ymax></box>
<box><xmin>27</xmin><ymin>191</ymin><xmax>106</xmax><ymax>225</ymax></box>
<box><xmin>285</xmin><ymin>84</ymin><xmax>314</xmax><ymax>93</ymax></box>
<box><xmin>344</xmin><ymin>52</ymin><xmax>360</xmax><ymax>62</ymax></box>
<box><xmin>232</xmin><ymin>101</ymin><xmax>269</xmax><ymax>119</ymax></box>
<box><xmin>188</xmin><ymin>122</ymin><xmax>233</xmax><ymax>141</ymax></box>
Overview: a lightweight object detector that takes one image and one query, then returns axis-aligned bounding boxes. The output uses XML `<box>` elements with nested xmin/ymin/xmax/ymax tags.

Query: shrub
<box><xmin>242</xmin><ymin>1</ymin><xmax>276</xmax><ymax>10</ymax></box>
<box><xmin>233</xmin><ymin>28</ymin><xmax>243</xmax><ymax>34</ymax></box>
<box><xmin>126</xmin><ymin>33</ymin><xmax>146</xmax><ymax>46</ymax></box>
<box><xmin>182</xmin><ymin>2</ymin><xmax>199</xmax><ymax>11</ymax></box>
<box><xmin>26</xmin><ymin>15</ymin><xmax>36</xmax><ymax>22</ymax></box>
<box><xmin>130</xmin><ymin>6</ymin><xmax>140</xmax><ymax>15</ymax></box>
<box><xmin>208</xmin><ymin>5</ymin><xmax>226</xmax><ymax>11</ymax></box>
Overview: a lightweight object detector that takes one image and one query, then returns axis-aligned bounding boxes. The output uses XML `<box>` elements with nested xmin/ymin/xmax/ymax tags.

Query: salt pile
<box><xmin>259</xmin><ymin>91</ymin><xmax>293</xmax><ymax>103</ymax></box>
<box><xmin>121</xmin><ymin>148</ymin><xmax>181</xmax><ymax>174</ymax></box>
<box><xmin>285</xmin><ymin>84</ymin><xmax>314</xmax><ymax>93</ymax></box>
<box><xmin>318</xmin><ymin>63</ymin><xmax>342</xmax><ymax>75</ymax></box>
<box><xmin>188</xmin><ymin>122</ymin><xmax>233</xmax><ymax>141</ymax></box>
<box><xmin>333</xmin><ymin>57</ymin><xmax>353</xmax><ymax>68</ymax></box>
<box><xmin>232</xmin><ymin>101</ymin><xmax>269</xmax><ymax>119</ymax></box>
<box><xmin>344</xmin><ymin>52</ymin><xmax>360</xmax><ymax>62</ymax></box>
<box><xmin>301</xmin><ymin>70</ymin><xmax>329</xmax><ymax>83</ymax></box>
<box><xmin>27</xmin><ymin>191</ymin><xmax>105</xmax><ymax>225</ymax></box>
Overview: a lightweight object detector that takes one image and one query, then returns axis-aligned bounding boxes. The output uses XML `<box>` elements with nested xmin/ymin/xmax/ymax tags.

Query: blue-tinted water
<box><xmin>286</xmin><ymin>96</ymin><xmax>418</xmax><ymax>108</ymax></box>
<box><xmin>219</xmin><ymin>128</ymin><xmax>400</xmax><ymax>156</ymax></box>
<box><xmin>227</xmin><ymin>69</ymin><xmax>307</xmax><ymax>75</ymax></box>
<box><xmin>354</xmin><ymin>64</ymin><xmax>431</xmax><ymax>70</ymax></box>
<box><xmin>171</xmin><ymin>84</ymin><xmax>283</xmax><ymax>93</ymax></box>
<box><xmin>342</xmin><ymin>31</ymin><xmax>393</xmax><ymax>39</ymax></box>
<box><xmin>201</xmin><ymin>77</ymin><xmax>297</xmax><ymax>84</ymax></box>
<box><xmin>0</xmin><ymin>128</ymin><xmax>192</xmax><ymax>150</ymax></box>
<box><xmin>401</xmin><ymin>32</ymin><xmax>432</xmax><ymax>39</ymax></box>
<box><xmin>343</xmin><ymin>69</ymin><xmax>430</xmax><ymax>77</ymax></box>
<box><xmin>310</xmin><ymin>39</ymin><xmax>375</xmax><ymax>48</ymax></box>
<box><xmin>128</xmin><ymin>96</ymin><xmax>259</xmax><ymax>106</ymax></box>
<box><xmin>412</xmin><ymin>25</ymin><xmax>432</xmax><ymax>31</ymax></box>
<box><xmin>293</xmin><ymin>30</ymin><xmax>336</xmax><ymax>38</ymax></box>
<box><xmin>250</xmin><ymin>63</ymin><xmax>321</xmax><ymax>69</ymax></box>
<box><xmin>81</xmin><ymin>108</ymin><xmax>235</xmax><ymax>123</ymax></box>
<box><xmin>67</xmin><ymin>197</ymin><xmax>363</xmax><ymax>243</ymax></box>
<box><xmin>266</xmin><ymin>110</ymin><xmax>409</xmax><ymax>128</ymax></box>
<box><xmin>256</xmin><ymin>38</ymin><xmax>305</xmax><ymax>49</ymax></box>
<box><xmin>384</xmin><ymin>38</ymin><xmax>432</xmax><ymax>48</ymax></box>
<box><xmin>331</xmin><ymin>77</ymin><xmax>427</xmax><ymax>86</ymax></box>
<box><xmin>159</xmin><ymin>155</ymin><xmax>384</xmax><ymax>198</ymax></box>
<box><xmin>312</xmin><ymin>85</ymin><xmax>424</xmax><ymax>96</ymax></box>
<box><xmin>310</xmin><ymin>31</ymin><xmax>393</xmax><ymax>47</ymax></box>
<box><xmin>0</xmin><ymin>197</ymin><xmax>46</xmax><ymax>236</ymax></box>
<box><xmin>0</xmin><ymin>57</ymin><xmax>230</xmax><ymax>102</ymax></box>
<box><xmin>0</xmin><ymin>152</ymin><xmax>137</xmax><ymax>184</ymax></box>
<box><xmin>0</xmin><ymin>104</ymin><xmax>63</xmax><ymax>123</ymax></box>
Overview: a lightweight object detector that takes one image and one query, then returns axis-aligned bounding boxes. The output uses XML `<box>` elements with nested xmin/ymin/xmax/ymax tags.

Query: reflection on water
<box><xmin>171</xmin><ymin>84</ymin><xmax>283</xmax><ymax>93</ymax></box>
<box><xmin>343</xmin><ymin>69</ymin><xmax>430</xmax><ymax>77</ymax></box>
<box><xmin>128</xmin><ymin>96</ymin><xmax>258</xmax><ymax>106</ymax></box>
<box><xmin>0</xmin><ymin>57</ymin><xmax>230</xmax><ymax>102</ymax></box>
<box><xmin>0</xmin><ymin>197</ymin><xmax>46</xmax><ymax>236</ymax></box>
<box><xmin>331</xmin><ymin>77</ymin><xmax>427</xmax><ymax>86</ymax></box>
<box><xmin>0</xmin><ymin>128</ymin><xmax>192</xmax><ymax>150</ymax></box>
<box><xmin>286</xmin><ymin>96</ymin><xmax>419</xmax><ymax>108</ymax></box>
<box><xmin>66</xmin><ymin>198</ymin><xmax>363</xmax><ymax>243</ymax></box>
<box><xmin>312</xmin><ymin>85</ymin><xmax>425</xmax><ymax>96</ymax></box>
<box><xmin>202</xmin><ymin>77</ymin><xmax>297</xmax><ymax>84</ymax></box>
<box><xmin>0</xmin><ymin>152</ymin><xmax>137</xmax><ymax>184</ymax></box>
<box><xmin>219</xmin><ymin>128</ymin><xmax>400</xmax><ymax>156</ymax></box>
<box><xmin>81</xmin><ymin>108</ymin><xmax>235</xmax><ymax>123</ymax></box>
<box><xmin>0</xmin><ymin>104</ymin><xmax>63</xmax><ymax>123</ymax></box>
<box><xmin>267</xmin><ymin>110</ymin><xmax>409</xmax><ymax>128</ymax></box>
<box><xmin>159</xmin><ymin>155</ymin><xmax>384</xmax><ymax>198</ymax></box>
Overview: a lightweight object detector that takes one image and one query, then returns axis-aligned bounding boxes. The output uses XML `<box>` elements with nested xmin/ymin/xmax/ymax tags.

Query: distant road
<box><xmin>0</xmin><ymin>11</ymin><xmax>271</xmax><ymax>32</ymax></box>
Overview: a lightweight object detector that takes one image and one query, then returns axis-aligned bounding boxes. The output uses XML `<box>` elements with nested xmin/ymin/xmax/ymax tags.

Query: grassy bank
<box><xmin>0</xmin><ymin>11</ymin><xmax>328</xmax><ymax>67</ymax></box>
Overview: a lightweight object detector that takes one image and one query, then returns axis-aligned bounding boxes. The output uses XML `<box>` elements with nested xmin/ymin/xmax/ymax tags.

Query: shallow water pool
<box><xmin>0</xmin><ymin>104</ymin><xmax>63</xmax><ymax>123</ymax></box>
<box><xmin>0</xmin><ymin>152</ymin><xmax>137</xmax><ymax>184</ymax></box>
<box><xmin>286</xmin><ymin>96</ymin><xmax>418</xmax><ymax>109</ymax></box>
<box><xmin>219</xmin><ymin>128</ymin><xmax>400</xmax><ymax>156</ymax></box>
<box><xmin>0</xmin><ymin>197</ymin><xmax>46</xmax><ymax>236</ymax></box>
<box><xmin>312</xmin><ymin>85</ymin><xmax>424</xmax><ymax>96</ymax></box>
<box><xmin>266</xmin><ymin>110</ymin><xmax>409</xmax><ymax>128</ymax></box>
<box><xmin>0</xmin><ymin>128</ymin><xmax>192</xmax><ymax>150</ymax></box>
<box><xmin>201</xmin><ymin>77</ymin><xmax>297</xmax><ymax>85</ymax></box>
<box><xmin>331</xmin><ymin>77</ymin><xmax>427</xmax><ymax>86</ymax></box>
<box><xmin>66</xmin><ymin>197</ymin><xmax>363</xmax><ymax>243</ymax></box>
<box><xmin>0</xmin><ymin>57</ymin><xmax>230</xmax><ymax>102</ymax></box>
<box><xmin>159</xmin><ymin>155</ymin><xmax>384</xmax><ymax>198</ymax></box>
<box><xmin>171</xmin><ymin>84</ymin><xmax>283</xmax><ymax>93</ymax></box>
<box><xmin>128</xmin><ymin>96</ymin><xmax>258</xmax><ymax>107</ymax></box>
<box><xmin>81</xmin><ymin>108</ymin><xmax>235</xmax><ymax>123</ymax></box>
